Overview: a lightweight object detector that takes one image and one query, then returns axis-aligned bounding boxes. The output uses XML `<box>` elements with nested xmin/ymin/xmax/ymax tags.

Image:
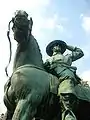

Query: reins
<box><xmin>5</xmin><ymin>20</ymin><xmax>13</xmax><ymax>77</ymax></box>
<box><xmin>5</xmin><ymin>11</ymin><xmax>33</xmax><ymax>77</ymax></box>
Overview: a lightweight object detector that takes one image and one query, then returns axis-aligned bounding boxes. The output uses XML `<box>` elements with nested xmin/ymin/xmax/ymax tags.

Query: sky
<box><xmin>0</xmin><ymin>0</ymin><xmax>90</xmax><ymax>113</ymax></box>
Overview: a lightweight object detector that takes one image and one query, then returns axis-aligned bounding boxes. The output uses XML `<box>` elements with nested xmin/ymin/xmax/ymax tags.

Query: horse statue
<box><xmin>3</xmin><ymin>10</ymin><xmax>61</xmax><ymax>120</ymax></box>
<box><xmin>3</xmin><ymin>10</ymin><xmax>90</xmax><ymax>120</ymax></box>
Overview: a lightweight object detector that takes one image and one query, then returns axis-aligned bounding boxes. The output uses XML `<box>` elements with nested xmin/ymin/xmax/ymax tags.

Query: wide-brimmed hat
<box><xmin>46</xmin><ymin>40</ymin><xmax>67</xmax><ymax>56</ymax></box>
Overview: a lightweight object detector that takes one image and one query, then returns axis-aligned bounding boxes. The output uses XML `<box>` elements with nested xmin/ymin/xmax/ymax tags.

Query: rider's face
<box><xmin>53</xmin><ymin>45</ymin><xmax>62</xmax><ymax>53</ymax></box>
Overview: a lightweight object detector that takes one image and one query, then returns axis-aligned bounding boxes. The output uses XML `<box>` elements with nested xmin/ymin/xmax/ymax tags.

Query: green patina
<box><xmin>4</xmin><ymin>10</ymin><xmax>60</xmax><ymax>120</ymax></box>
<box><xmin>44</xmin><ymin>40</ymin><xmax>90</xmax><ymax>120</ymax></box>
<box><xmin>3</xmin><ymin>10</ymin><xmax>90</xmax><ymax>120</ymax></box>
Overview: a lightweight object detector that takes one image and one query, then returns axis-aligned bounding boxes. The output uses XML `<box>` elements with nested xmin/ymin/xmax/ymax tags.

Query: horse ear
<box><xmin>29</xmin><ymin>17</ymin><xmax>33</xmax><ymax>32</ymax></box>
<box><xmin>30</xmin><ymin>17</ymin><xmax>33</xmax><ymax>26</ymax></box>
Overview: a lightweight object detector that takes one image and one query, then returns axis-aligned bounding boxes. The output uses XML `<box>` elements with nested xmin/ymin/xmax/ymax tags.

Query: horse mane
<box><xmin>13</xmin><ymin>34</ymin><xmax>44</xmax><ymax>71</ymax></box>
<box><xmin>32</xmin><ymin>35</ymin><xmax>43</xmax><ymax>63</ymax></box>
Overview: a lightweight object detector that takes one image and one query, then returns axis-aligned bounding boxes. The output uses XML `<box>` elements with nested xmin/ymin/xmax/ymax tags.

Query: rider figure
<box><xmin>44</xmin><ymin>40</ymin><xmax>84</xmax><ymax>120</ymax></box>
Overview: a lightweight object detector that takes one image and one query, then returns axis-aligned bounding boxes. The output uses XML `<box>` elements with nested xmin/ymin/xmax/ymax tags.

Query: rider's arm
<box><xmin>67</xmin><ymin>45</ymin><xmax>84</xmax><ymax>61</ymax></box>
<box><xmin>43</xmin><ymin>59</ymin><xmax>51</xmax><ymax>71</ymax></box>
<box><xmin>44</xmin><ymin>59</ymin><xmax>50</xmax><ymax>66</ymax></box>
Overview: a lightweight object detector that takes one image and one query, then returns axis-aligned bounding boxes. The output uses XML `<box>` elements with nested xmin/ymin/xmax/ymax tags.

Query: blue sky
<box><xmin>34</xmin><ymin>0</ymin><xmax>90</xmax><ymax>73</ymax></box>
<box><xmin>0</xmin><ymin>0</ymin><xmax>90</xmax><ymax>113</ymax></box>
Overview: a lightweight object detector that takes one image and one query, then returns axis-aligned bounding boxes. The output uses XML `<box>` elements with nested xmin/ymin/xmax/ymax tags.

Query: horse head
<box><xmin>12</xmin><ymin>10</ymin><xmax>33</xmax><ymax>43</ymax></box>
<box><xmin>6</xmin><ymin>10</ymin><xmax>44</xmax><ymax>75</ymax></box>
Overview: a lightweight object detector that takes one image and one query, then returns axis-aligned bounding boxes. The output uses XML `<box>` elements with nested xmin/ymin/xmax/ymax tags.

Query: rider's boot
<box><xmin>60</xmin><ymin>93</ymin><xmax>78</xmax><ymax>120</ymax></box>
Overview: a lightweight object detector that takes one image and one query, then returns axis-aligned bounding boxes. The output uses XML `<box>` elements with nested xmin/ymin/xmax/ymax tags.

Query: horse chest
<box><xmin>14</xmin><ymin>50</ymin><xmax>27</xmax><ymax>69</ymax></box>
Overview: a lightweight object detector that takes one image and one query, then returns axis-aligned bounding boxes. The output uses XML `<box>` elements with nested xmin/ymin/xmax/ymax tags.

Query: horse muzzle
<box><xmin>13</xmin><ymin>28</ymin><xmax>28</xmax><ymax>43</ymax></box>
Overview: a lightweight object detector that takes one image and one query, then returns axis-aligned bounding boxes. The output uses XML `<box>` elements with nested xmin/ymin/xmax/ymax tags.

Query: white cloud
<box><xmin>0</xmin><ymin>0</ymin><xmax>51</xmax><ymax>28</ymax></box>
<box><xmin>81</xmin><ymin>44</ymin><xmax>90</xmax><ymax>59</ymax></box>
<box><xmin>0</xmin><ymin>0</ymin><xmax>51</xmax><ymax>113</ymax></box>
<box><xmin>0</xmin><ymin>103</ymin><xmax>6</xmax><ymax>113</ymax></box>
<box><xmin>43</xmin><ymin>14</ymin><xmax>64</xmax><ymax>32</ymax></box>
<box><xmin>32</xmin><ymin>14</ymin><xmax>64</xmax><ymax>39</ymax></box>
<box><xmin>80</xmin><ymin>70</ymin><xmax>90</xmax><ymax>85</ymax></box>
<box><xmin>80</xmin><ymin>13</ymin><xmax>84</xmax><ymax>18</ymax></box>
<box><xmin>81</xmin><ymin>15</ymin><xmax>90</xmax><ymax>33</ymax></box>
<box><xmin>0</xmin><ymin>0</ymin><xmax>69</xmax><ymax>113</ymax></box>
<box><xmin>1</xmin><ymin>0</ymin><xmax>50</xmax><ymax>12</ymax></box>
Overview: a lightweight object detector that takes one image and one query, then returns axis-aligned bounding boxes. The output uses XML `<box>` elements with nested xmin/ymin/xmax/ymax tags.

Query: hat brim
<box><xmin>46</xmin><ymin>40</ymin><xmax>67</xmax><ymax>56</ymax></box>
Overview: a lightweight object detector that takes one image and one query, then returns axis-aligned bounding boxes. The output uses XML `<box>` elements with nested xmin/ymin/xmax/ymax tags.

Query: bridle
<box><xmin>5</xmin><ymin>10</ymin><xmax>33</xmax><ymax>77</ymax></box>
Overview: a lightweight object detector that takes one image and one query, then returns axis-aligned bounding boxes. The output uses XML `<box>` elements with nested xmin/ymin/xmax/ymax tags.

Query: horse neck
<box><xmin>28</xmin><ymin>35</ymin><xmax>44</xmax><ymax>68</ymax></box>
<box><xmin>13</xmin><ymin>35</ymin><xmax>44</xmax><ymax>71</ymax></box>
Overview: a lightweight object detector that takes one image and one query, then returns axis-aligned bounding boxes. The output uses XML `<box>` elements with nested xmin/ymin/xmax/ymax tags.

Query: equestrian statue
<box><xmin>2</xmin><ymin>10</ymin><xmax>90</xmax><ymax>120</ymax></box>
<box><xmin>3</xmin><ymin>10</ymin><xmax>60</xmax><ymax>120</ymax></box>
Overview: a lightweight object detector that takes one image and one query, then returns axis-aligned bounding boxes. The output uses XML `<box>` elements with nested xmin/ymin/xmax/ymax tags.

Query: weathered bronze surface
<box><xmin>44</xmin><ymin>40</ymin><xmax>90</xmax><ymax>120</ymax></box>
<box><xmin>2</xmin><ymin>10</ymin><xmax>90</xmax><ymax>120</ymax></box>
<box><xmin>3</xmin><ymin>10</ymin><xmax>60</xmax><ymax>120</ymax></box>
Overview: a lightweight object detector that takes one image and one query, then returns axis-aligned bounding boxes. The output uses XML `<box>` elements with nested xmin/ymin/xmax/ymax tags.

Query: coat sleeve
<box><xmin>71</xmin><ymin>47</ymin><xmax>84</xmax><ymax>61</ymax></box>
<box><xmin>43</xmin><ymin>59</ymin><xmax>51</xmax><ymax>71</ymax></box>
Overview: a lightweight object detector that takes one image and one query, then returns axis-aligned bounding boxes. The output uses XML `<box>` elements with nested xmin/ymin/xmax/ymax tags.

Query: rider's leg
<box><xmin>62</xmin><ymin>109</ymin><xmax>77</xmax><ymax>120</ymax></box>
<box><xmin>12</xmin><ymin>90</ymin><xmax>42</xmax><ymax>120</ymax></box>
<box><xmin>60</xmin><ymin>93</ymin><xmax>78</xmax><ymax>120</ymax></box>
<box><xmin>58</xmin><ymin>77</ymin><xmax>79</xmax><ymax>120</ymax></box>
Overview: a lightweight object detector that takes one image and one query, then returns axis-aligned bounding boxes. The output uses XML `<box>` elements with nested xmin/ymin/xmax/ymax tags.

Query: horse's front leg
<box><xmin>12</xmin><ymin>90</ymin><xmax>42</xmax><ymax>120</ymax></box>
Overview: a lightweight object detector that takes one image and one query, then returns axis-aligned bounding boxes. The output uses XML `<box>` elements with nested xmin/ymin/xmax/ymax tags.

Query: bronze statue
<box><xmin>3</xmin><ymin>10</ymin><xmax>90</xmax><ymax>120</ymax></box>
<box><xmin>3</xmin><ymin>10</ymin><xmax>61</xmax><ymax>120</ymax></box>
<box><xmin>44</xmin><ymin>40</ymin><xmax>84</xmax><ymax>119</ymax></box>
<box><xmin>44</xmin><ymin>40</ymin><xmax>90</xmax><ymax>120</ymax></box>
